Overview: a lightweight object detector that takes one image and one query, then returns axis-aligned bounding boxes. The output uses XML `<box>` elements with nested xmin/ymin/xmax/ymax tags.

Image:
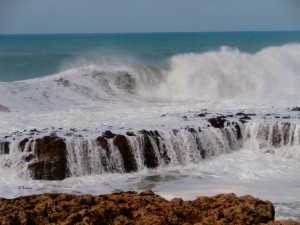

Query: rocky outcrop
<box><xmin>255</xmin><ymin>122</ymin><xmax>296</xmax><ymax>148</ymax></box>
<box><xmin>2</xmin><ymin>120</ymin><xmax>299</xmax><ymax>181</ymax></box>
<box><xmin>291</xmin><ymin>107</ymin><xmax>300</xmax><ymax>112</ymax></box>
<box><xmin>0</xmin><ymin>122</ymin><xmax>243</xmax><ymax>180</ymax></box>
<box><xmin>1</xmin><ymin>191</ymin><xmax>295</xmax><ymax>225</ymax></box>
<box><xmin>27</xmin><ymin>136</ymin><xmax>67</xmax><ymax>180</ymax></box>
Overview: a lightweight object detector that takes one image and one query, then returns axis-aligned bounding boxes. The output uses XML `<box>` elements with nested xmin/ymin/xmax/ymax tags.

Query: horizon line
<box><xmin>1</xmin><ymin>30</ymin><xmax>300</xmax><ymax>36</ymax></box>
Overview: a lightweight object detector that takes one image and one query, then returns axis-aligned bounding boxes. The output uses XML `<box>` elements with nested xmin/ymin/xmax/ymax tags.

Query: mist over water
<box><xmin>0</xmin><ymin>43</ymin><xmax>300</xmax><ymax>114</ymax></box>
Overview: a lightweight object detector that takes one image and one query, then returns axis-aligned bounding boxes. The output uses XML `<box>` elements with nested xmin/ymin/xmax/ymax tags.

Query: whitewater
<box><xmin>0</xmin><ymin>32</ymin><xmax>300</xmax><ymax>220</ymax></box>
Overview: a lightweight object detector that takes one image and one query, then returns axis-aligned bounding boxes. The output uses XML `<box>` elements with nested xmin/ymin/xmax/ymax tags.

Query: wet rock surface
<box><xmin>27</xmin><ymin>136</ymin><xmax>67</xmax><ymax>180</ymax></box>
<box><xmin>1</xmin><ymin>191</ymin><xmax>297</xmax><ymax>225</ymax></box>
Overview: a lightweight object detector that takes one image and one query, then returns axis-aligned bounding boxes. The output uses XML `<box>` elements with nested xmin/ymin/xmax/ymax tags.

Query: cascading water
<box><xmin>1</xmin><ymin>124</ymin><xmax>242</xmax><ymax>178</ymax></box>
<box><xmin>1</xmin><ymin>121</ymin><xmax>300</xmax><ymax>178</ymax></box>
<box><xmin>243</xmin><ymin>122</ymin><xmax>300</xmax><ymax>160</ymax></box>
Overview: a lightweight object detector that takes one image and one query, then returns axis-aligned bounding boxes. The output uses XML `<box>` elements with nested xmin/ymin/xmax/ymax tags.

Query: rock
<box><xmin>19</xmin><ymin>138</ymin><xmax>33</xmax><ymax>152</ymax></box>
<box><xmin>27</xmin><ymin>136</ymin><xmax>67</xmax><ymax>180</ymax></box>
<box><xmin>0</xmin><ymin>192</ymin><xmax>291</xmax><ymax>225</ymax></box>
<box><xmin>291</xmin><ymin>107</ymin><xmax>300</xmax><ymax>111</ymax></box>
<box><xmin>113</xmin><ymin>135</ymin><xmax>137</xmax><ymax>172</ymax></box>
<box><xmin>271</xmin><ymin>124</ymin><xmax>282</xmax><ymax>148</ymax></box>
<box><xmin>102</xmin><ymin>130</ymin><xmax>116</xmax><ymax>139</ymax></box>
<box><xmin>208</xmin><ymin>116</ymin><xmax>227</xmax><ymax>129</ymax></box>
<box><xmin>0</xmin><ymin>104</ymin><xmax>10</xmax><ymax>112</ymax></box>
<box><xmin>126</xmin><ymin>131</ymin><xmax>136</xmax><ymax>136</ymax></box>
<box><xmin>141</xmin><ymin>133</ymin><xmax>160</xmax><ymax>168</ymax></box>
<box><xmin>96</xmin><ymin>136</ymin><xmax>109</xmax><ymax>151</ymax></box>
<box><xmin>0</xmin><ymin>142</ymin><xmax>10</xmax><ymax>154</ymax></box>
<box><xmin>196</xmin><ymin>113</ymin><xmax>207</xmax><ymax>117</ymax></box>
<box><xmin>240</xmin><ymin>115</ymin><xmax>252</xmax><ymax>120</ymax></box>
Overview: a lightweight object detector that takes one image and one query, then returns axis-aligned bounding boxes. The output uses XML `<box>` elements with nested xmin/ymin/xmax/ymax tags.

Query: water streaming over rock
<box><xmin>1</xmin><ymin>122</ymin><xmax>299</xmax><ymax>179</ymax></box>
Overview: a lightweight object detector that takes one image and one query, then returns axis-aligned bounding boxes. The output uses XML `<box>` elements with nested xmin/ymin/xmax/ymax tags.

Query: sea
<box><xmin>0</xmin><ymin>31</ymin><xmax>300</xmax><ymax>220</ymax></box>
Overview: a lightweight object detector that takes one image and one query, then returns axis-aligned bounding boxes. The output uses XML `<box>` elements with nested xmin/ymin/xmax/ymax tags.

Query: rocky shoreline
<box><xmin>1</xmin><ymin>111</ymin><xmax>299</xmax><ymax>181</ymax></box>
<box><xmin>0</xmin><ymin>190</ymin><xmax>299</xmax><ymax>225</ymax></box>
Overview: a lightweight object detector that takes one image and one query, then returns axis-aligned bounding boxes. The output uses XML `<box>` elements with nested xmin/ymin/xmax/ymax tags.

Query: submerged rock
<box><xmin>291</xmin><ymin>107</ymin><xmax>300</xmax><ymax>111</ymax></box>
<box><xmin>0</xmin><ymin>192</ymin><xmax>294</xmax><ymax>225</ymax></box>
<box><xmin>0</xmin><ymin>104</ymin><xmax>10</xmax><ymax>112</ymax></box>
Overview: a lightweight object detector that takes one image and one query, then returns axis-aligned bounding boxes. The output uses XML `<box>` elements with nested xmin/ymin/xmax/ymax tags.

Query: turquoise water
<box><xmin>1</xmin><ymin>31</ymin><xmax>300</xmax><ymax>82</ymax></box>
<box><xmin>1</xmin><ymin>32</ymin><xmax>300</xmax><ymax>221</ymax></box>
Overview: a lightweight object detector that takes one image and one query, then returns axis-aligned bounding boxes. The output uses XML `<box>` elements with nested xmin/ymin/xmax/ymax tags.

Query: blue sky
<box><xmin>0</xmin><ymin>0</ymin><xmax>300</xmax><ymax>34</ymax></box>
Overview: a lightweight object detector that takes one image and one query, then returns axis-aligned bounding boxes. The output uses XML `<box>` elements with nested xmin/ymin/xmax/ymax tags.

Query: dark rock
<box><xmin>235</xmin><ymin>112</ymin><xmax>245</xmax><ymax>116</ymax></box>
<box><xmin>172</xmin><ymin>129</ymin><xmax>179</xmax><ymax>135</ymax></box>
<box><xmin>27</xmin><ymin>136</ymin><xmax>67</xmax><ymax>180</ymax></box>
<box><xmin>96</xmin><ymin>137</ymin><xmax>109</xmax><ymax>151</ymax></box>
<box><xmin>282</xmin><ymin>123</ymin><xmax>291</xmax><ymax>145</ymax></box>
<box><xmin>187</xmin><ymin>127</ymin><xmax>197</xmax><ymax>134</ymax></box>
<box><xmin>138</xmin><ymin>129</ymin><xmax>149</xmax><ymax>135</ymax></box>
<box><xmin>196</xmin><ymin>113</ymin><xmax>206</xmax><ymax>117</ymax></box>
<box><xmin>234</xmin><ymin>123</ymin><xmax>242</xmax><ymax>140</ymax></box>
<box><xmin>113</xmin><ymin>135</ymin><xmax>137</xmax><ymax>172</ymax></box>
<box><xmin>0</xmin><ymin>142</ymin><xmax>10</xmax><ymax>154</ymax></box>
<box><xmin>23</xmin><ymin>153</ymin><xmax>35</xmax><ymax>162</ymax></box>
<box><xmin>208</xmin><ymin>116</ymin><xmax>227</xmax><ymax>129</ymax></box>
<box><xmin>140</xmin><ymin>133</ymin><xmax>160</xmax><ymax>168</ymax></box>
<box><xmin>102</xmin><ymin>130</ymin><xmax>116</xmax><ymax>139</ymax></box>
<box><xmin>291</xmin><ymin>107</ymin><xmax>300</xmax><ymax>111</ymax></box>
<box><xmin>240</xmin><ymin>115</ymin><xmax>252</xmax><ymax>120</ymax></box>
<box><xmin>126</xmin><ymin>131</ymin><xmax>136</xmax><ymax>136</ymax></box>
<box><xmin>19</xmin><ymin>138</ymin><xmax>32</xmax><ymax>152</ymax></box>
<box><xmin>239</xmin><ymin>119</ymin><xmax>248</xmax><ymax>124</ymax></box>
<box><xmin>271</xmin><ymin>124</ymin><xmax>282</xmax><ymax>148</ymax></box>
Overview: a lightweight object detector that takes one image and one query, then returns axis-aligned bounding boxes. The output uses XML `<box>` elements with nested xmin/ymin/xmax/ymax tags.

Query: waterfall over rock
<box><xmin>1</xmin><ymin>121</ymin><xmax>300</xmax><ymax>180</ymax></box>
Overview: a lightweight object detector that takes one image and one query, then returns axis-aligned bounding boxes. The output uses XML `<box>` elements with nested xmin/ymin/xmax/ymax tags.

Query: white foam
<box><xmin>144</xmin><ymin>44</ymin><xmax>300</xmax><ymax>103</ymax></box>
<box><xmin>1</xmin><ymin>44</ymin><xmax>300</xmax><ymax>220</ymax></box>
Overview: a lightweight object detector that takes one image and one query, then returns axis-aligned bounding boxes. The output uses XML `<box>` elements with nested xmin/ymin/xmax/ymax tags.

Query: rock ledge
<box><xmin>0</xmin><ymin>192</ymin><xmax>299</xmax><ymax>225</ymax></box>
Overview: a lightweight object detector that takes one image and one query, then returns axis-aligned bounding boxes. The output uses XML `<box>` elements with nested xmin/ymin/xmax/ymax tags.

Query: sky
<box><xmin>0</xmin><ymin>0</ymin><xmax>300</xmax><ymax>34</ymax></box>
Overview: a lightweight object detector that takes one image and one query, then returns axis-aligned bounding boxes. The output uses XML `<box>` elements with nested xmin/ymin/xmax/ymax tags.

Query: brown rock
<box><xmin>113</xmin><ymin>135</ymin><xmax>137</xmax><ymax>172</ymax></box>
<box><xmin>27</xmin><ymin>136</ymin><xmax>67</xmax><ymax>180</ymax></box>
<box><xmin>0</xmin><ymin>192</ymin><xmax>289</xmax><ymax>225</ymax></box>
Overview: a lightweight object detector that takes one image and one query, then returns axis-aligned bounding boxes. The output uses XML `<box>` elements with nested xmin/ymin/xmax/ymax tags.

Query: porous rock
<box><xmin>0</xmin><ymin>192</ymin><xmax>294</xmax><ymax>225</ymax></box>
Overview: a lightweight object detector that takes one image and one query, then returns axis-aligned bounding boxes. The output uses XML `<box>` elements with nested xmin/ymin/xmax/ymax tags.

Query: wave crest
<box><xmin>142</xmin><ymin>44</ymin><xmax>300</xmax><ymax>100</ymax></box>
<box><xmin>1</xmin><ymin>43</ymin><xmax>300</xmax><ymax>112</ymax></box>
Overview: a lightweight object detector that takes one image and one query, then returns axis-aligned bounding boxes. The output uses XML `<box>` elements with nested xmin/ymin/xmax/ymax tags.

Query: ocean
<box><xmin>0</xmin><ymin>31</ymin><xmax>300</xmax><ymax>220</ymax></box>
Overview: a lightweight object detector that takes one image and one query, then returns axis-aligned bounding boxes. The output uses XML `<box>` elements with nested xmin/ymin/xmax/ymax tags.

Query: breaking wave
<box><xmin>0</xmin><ymin>43</ymin><xmax>299</xmax><ymax>112</ymax></box>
